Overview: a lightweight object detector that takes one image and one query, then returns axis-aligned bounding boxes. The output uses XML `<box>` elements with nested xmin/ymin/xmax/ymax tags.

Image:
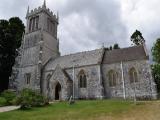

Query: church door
<box><xmin>55</xmin><ymin>83</ymin><xmax>61</xmax><ymax>100</ymax></box>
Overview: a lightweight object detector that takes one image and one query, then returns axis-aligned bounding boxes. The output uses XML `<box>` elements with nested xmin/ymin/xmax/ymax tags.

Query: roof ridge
<box><xmin>59</xmin><ymin>48</ymin><xmax>103</xmax><ymax>58</ymax></box>
<box><xmin>105</xmin><ymin>45</ymin><xmax>143</xmax><ymax>53</ymax></box>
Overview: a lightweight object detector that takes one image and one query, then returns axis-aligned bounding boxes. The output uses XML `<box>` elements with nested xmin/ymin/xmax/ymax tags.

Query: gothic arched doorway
<box><xmin>55</xmin><ymin>82</ymin><xmax>61</xmax><ymax>100</ymax></box>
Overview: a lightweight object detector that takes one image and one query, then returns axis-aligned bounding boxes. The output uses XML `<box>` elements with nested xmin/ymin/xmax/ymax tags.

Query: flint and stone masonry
<box><xmin>10</xmin><ymin>1</ymin><xmax>157</xmax><ymax>101</ymax></box>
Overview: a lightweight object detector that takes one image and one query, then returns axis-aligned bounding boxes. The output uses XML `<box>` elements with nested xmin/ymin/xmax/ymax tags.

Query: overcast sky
<box><xmin>0</xmin><ymin>0</ymin><xmax>160</xmax><ymax>55</ymax></box>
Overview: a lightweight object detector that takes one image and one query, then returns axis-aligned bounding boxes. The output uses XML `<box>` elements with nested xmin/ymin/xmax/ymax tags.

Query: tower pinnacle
<box><xmin>42</xmin><ymin>0</ymin><xmax>46</xmax><ymax>8</ymax></box>
<box><xmin>26</xmin><ymin>6</ymin><xmax>29</xmax><ymax>16</ymax></box>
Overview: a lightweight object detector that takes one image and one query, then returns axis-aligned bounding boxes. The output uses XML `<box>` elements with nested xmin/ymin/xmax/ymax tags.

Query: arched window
<box><xmin>108</xmin><ymin>70</ymin><xmax>117</xmax><ymax>87</ymax></box>
<box><xmin>46</xmin><ymin>74</ymin><xmax>51</xmax><ymax>89</ymax></box>
<box><xmin>129</xmin><ymin>67</ymin><xmax>138</xmax><ymax>83</ymax></box>
<box><xmin>79</xmin><ymin>70</ymin><xmax>87</xmax><ymax>88</ymax></box>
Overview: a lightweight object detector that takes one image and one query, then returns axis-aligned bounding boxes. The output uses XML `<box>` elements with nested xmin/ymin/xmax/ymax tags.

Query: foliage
<box><xmin>16</xmin><ymin>88</ymin><xmax>48</xmax><ymax>109</ymax></box>
<box><xmin>106</xmin><ymin>43</ymin><xmax>120</xmax><ymax>51</ymax></box>
<box><xmin>0</xmin><ymin>17</ymin><xmax>25</xmax><ymax>92</ymax></box>
<box><xmin>151</xmin><ymin>38</ymin><xmax>160</xmax><ymax>97</ymax></box>
<box><xmin>1</xmin><ymin>90</ymin><xmax>16</xmax><ymax>105</ymax></box>
<box><xmin>0</xmin><ymin>97</ymin><xmax>7</xmax><ymax>107</ymax></box>
<box><xmin>113</xmin><ymin>43</ymin><xmax>120</xmax><ymax>49</ymax></box>
<box><xmin>131</xmin><ymin>30</ymin><xmax>145</xmax><ymax>45</ymax></box>
<box><xmin>151</xmin><ymin>64</ymin><xmax>160</xmax><ymax>97</ymax></box>
<box><xmin>152</xmin><ymin>38</ymin><xmax>160</xmax><ymax>63</ymax></box>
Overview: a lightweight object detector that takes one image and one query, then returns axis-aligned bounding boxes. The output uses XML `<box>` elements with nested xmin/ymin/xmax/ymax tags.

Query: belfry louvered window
<box><xmin>29</xmin><ymin>16</ymin><xmax>39</xmax><ymax>32</ymax></box>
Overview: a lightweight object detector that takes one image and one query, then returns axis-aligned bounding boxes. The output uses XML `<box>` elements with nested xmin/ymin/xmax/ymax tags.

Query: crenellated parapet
<box><xmin>26</xmin><ymin>6</ymin><xmax>58</xmax><ymax>23</ymax></box>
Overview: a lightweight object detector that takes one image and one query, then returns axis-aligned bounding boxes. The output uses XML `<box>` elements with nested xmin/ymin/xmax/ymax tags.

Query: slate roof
<box><xmin>44</xmin><ymin>45</ymin><xmax>149</xmax><ymax>71</ymax></box>
<box><xmin>102</xmin><ymin>45</ymin><xmax>149</xmax><ymax>64</ymax></box>
<box><xmin>44</xmin><ymin>48</ymin><xmax>104</xmax><ymax>71</ymax></box>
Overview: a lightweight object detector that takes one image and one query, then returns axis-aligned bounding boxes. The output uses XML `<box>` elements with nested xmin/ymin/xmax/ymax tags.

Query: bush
<box><xmin>16</xmin><ymin>88</ymin><xmax>48</xmax><ymax>109</ymax></box>
<box><xmin>0</xmin><ymin>97</ymin><xmax>7</xmax><ymax>107</ymax></box>
<box><xmin>1</xmin><ymin>90</ymin><xmax>16</xmax><ymax>105</ymax></box>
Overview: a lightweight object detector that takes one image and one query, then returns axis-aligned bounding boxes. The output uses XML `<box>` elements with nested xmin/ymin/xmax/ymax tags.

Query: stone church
<box><xmin>10</xmin><ymin>1</ymin><xmax>157</xmax><ymax>100</ymax></box>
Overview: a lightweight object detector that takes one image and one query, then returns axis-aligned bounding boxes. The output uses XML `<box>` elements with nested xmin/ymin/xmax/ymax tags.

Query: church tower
<box><xmin>11</xmin><ymin>1</ymin><xmax>60</xmax><ymax>91</ymax></box>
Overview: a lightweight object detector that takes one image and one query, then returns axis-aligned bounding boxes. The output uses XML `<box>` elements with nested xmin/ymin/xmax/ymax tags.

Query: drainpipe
<box><xmin>72</xmin><ymin>65</ymin><xmax>75</xmax><ymax>100</ymax></box>
<box><xmin>98</xmin><ymin>65</ymin><xmax>103</xmax><ymax>99</ymax></box>
<box><xmin>121</xmin><ymin>61</ymin><xmax>126</xmax><ymax>99</ymax></box>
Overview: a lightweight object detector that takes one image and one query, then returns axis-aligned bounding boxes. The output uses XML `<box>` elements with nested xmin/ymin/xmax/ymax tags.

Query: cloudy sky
<box><xmin>0</xmin><ymin>0</ymin><xmax>160</xmax><ymax>56</ymax></box>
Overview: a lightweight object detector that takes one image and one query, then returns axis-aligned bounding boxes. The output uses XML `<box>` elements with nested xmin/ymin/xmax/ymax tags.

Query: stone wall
<box><xmin>66</xmin><ymin>65</ymin><xmax>103</xmax><ymax>99</ymax></box>
<box><xmin>42</xmin><ymin>64</ymin><xmax>104</xmax><ymax>100</ymax></box>
<box><xmin>102</xmin><ymin>60</ymin><xmax>157</xmax><ymax>99</ymax></box>
<box><xmin>14</xmin><ymin>65</ymin><xmax>39</xmax><ymax>91</ymax></box>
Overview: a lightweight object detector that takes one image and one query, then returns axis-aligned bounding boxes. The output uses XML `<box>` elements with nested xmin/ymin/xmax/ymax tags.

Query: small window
<box><xmin>79</xmin><ymin>70</ymin><xmax>87</xmax><ymax>88</ymax></box>
<box><xmin>29</xmin><ymin>18</ymin><xmax>32</xmax><ymax>32</ymax></box>
<box><xmin>35</xmin><ymin>16</ymin><xmax>39</xmax><ymax>30</ymax></box>
<box><xmin>108</xmin><ymin>70</ymin><xmax>117</xmax><ymax>87</ymax></box>
<box><xmin>25</xmin><ymin>73</ymin><xmax>31</xmax><ymax>84</ymax></box>
<box><xmin>129</xmin><ymin>67</ymin><xmax>138</xmax><ymax>83</ymax></box>
<box><xmin>32</xmin><ymin>17</ymin><xmax>36</xmax><ymax>31</ymax></box>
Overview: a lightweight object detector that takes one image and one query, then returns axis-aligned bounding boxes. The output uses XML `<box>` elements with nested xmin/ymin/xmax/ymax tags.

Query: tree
<box><xmin>152</xmin><ymin>38</ymin><xmax>160</xmax><ymax>63</ymax></box>
<box><xmin>131</xmin><ymin>30</ymin><xmax>145</xmax><ymax>45</ymax></box>
<box><xmin>0</xmin><ymin>17</ymin><xmax>25</xmax><ymax>92</ymax></box>
<box><xmin>106</xmin><ymin>43</ymin><xmax>120</xmax><ymax>51</ymax></box>
<box><xmin>151</xmin><ymin>64</ymin><xmax>160</xmax><ymax>96</ymax></box>
<box><xmin>151</xmin><ymin>38</ymin><xmax>160</xmax><ymax>97</ymax></box>
<box><xmin>113</xmin><ymin>43</ymin><xmax>120</xmax><ymax>49</ymax></box>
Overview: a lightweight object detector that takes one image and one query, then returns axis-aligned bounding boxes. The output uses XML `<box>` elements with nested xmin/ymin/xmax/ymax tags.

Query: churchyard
<box><xmin>0</xmin><ymin>100</ymin><xmax>160</xmax><ymax>120</ymax></box>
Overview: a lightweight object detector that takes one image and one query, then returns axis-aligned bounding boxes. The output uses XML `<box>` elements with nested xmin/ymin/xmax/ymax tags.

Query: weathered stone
<box><xmin>10</xmin><ymin>3</ymin><xmax>157</xmax><ymax>101</ymax></box>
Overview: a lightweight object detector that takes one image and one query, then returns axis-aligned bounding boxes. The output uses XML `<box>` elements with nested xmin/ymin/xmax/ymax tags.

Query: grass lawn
<box><xmin>0</xmin><ymin>100</ymin><xmax>160</xmax><ymax>120</ymax></box>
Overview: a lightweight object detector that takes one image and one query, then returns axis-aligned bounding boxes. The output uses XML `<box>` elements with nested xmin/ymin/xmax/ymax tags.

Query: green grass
<box><xmin>0</xmin><ymin>100</ymin><xmax>133</xmax><ymax>120</ymax></box>
<box><xmin>2</xmin><ymin>100</ymin><xmax>160</xmax><ymax>120</ymax></box>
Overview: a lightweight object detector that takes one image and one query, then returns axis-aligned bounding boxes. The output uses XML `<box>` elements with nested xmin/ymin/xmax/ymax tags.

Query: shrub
<box><xmin>0</xmin><ymin>97</ymin><xmax>7</xmax><ymax>107</ymax></box>
<box><xmin>1</xmin><ymin>90</ymin><xmax>16</xmax><ymax>105</ymax></box>
<box><xmin>16</xmin><ymin>88</ymin><xmax>48</xmax><ymax>109</ymax></box>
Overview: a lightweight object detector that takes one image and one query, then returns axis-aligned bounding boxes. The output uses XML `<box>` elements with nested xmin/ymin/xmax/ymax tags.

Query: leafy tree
<box><xmin>131</xmin><ymin>30</ymin><xmax>145</xmax><ymax>45</ymax></box>
<box><xmin>0</xmin><ymin>17</ymin><xmax>25</xmax><ymax>92</ymax></box>
<box><xmin>151</xmin><ymin>38</ymin><xmax>160</xmax><ymax>97</ymax></box>
<box><xmin>152</xmin><ymin>38</ymin><xmax>160</xmax><ymax>63</ymax></box>
<box><xmin>113</xmin><ymin>43</ymin><xmax>120</xmax><ymax>49</ymax></box>
<box><xmin>106</xmin><ymin>43</ymin><xmax>120</xmax><ymax>51</ymax></box>
<box><xmin>151</xmin><ymin>64</ymin><xmax>160</xmax><ymax>97</ymax></box>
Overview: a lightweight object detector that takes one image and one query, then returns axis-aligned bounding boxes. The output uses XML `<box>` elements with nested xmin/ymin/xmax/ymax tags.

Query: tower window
<box><xmin>29</xmin><ymin>19</ymin><xmax>32</xmax><ymax>32</ymax></box>
<box><xmin>47</xmin><ymin>18</ymin><xmax>50</xmax><ymax>31</ymax></box>
<box><xmin>25</xmin><ymin>73</ymin><xmax>31</xmax><ymax>84</ymax></box>
<box><xmin>35</xmin><ymin>16</ymin><xmax>39</xmax><ymax>30</ymax></box>
<box><xmin>29</xmin><ymin>16</ymin><xmax>39</xmax><ymax>32</ymax></box>
<box><xmin>32</xmin><ymin>17</ymin><xmax>35</xmax><ymax>31</ymax></box>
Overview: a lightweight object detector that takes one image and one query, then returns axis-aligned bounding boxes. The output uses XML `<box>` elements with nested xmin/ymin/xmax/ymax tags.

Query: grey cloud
<box><xmin>57</xmin><ymin>0</ymin><xmax>128</xmax><ymax>54</ymax></box>
<box><xmin>0</xmin><ymin>0</ymin><xmax>128</xmax><ymax>55</ymax></box>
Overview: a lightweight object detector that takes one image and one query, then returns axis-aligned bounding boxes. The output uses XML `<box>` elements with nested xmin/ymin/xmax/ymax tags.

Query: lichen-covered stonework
<box><xmin>10</xmin><ymin>3</ymin><xmax>157</xmax><ymax>101</ymax></box>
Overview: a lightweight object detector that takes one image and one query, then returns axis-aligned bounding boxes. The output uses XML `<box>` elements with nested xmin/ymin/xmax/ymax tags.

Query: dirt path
<box><xmin>0</xmin><ymin>106</ymin><xmax>20</xmax><ymax>113</ymax></box>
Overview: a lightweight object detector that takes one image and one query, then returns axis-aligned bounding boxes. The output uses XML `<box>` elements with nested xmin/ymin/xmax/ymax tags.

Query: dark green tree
<box><xmin>131</xmin><ymin>30</ymin><xmax>145</xmax><ymax>45</ymax></box>
<box><xmin>106</xmin><ymin>43</ymin><xmax>120</xmax><ymax>51</ymax></box>
<box><xmin>151</xmin><ymin>64</ymin><xmax>160</xmax><ymax>96</ymax></box>
<box><xmin>113</xmin><ymin>43</ymin><xmax>120</xmax><ymax>49</ymax></box>
<box><xmin>151</xmin><ymin>38</ymin><xmax>160</xmax><ymax>97</ymax></box>
<box><xmin>152</xmin><ymin>38</ymin><xmax>160</xmax><ymax>63</ymax></box>
<box><xmin>0</xmin><ymin>17</ymin><xmax>25</xmax><ymax>92</ymax></box>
